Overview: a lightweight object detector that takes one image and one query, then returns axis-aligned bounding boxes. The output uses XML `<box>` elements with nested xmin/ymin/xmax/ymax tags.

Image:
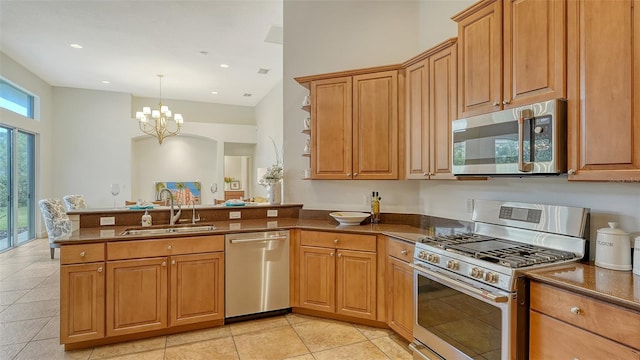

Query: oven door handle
<box><xmin>411</xmin><ymin>263</ymin><xmax>509</xmax><ymax>304</ymax></box>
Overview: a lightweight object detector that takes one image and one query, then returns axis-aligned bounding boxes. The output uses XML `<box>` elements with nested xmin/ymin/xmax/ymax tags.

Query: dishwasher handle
<box><xmin>228</xmin><ymin>235</ymin><xmax>288</xmax><ymax>244</ymax></box>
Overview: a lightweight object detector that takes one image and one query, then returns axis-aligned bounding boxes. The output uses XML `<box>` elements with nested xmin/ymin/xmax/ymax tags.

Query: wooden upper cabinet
<box><xmin>454</xmin><ymin>0</ymin><xmax>566</xmax><ymax>118</ymax></box>
<box><xmin>300</xmin><ymin>67</ymin><xmax>400</xmax><ymax>180</ymax></box>
<box><xmin>567</xmin><ymin>0</ymin><xmax>640</xmax><ymax>181</ymax></box>
<box><xmin>454</xmin><ymin>0</ymin><xmax>502</xmax><ymax>118</ymax></box>
<box><xmin>503</xmin><ymin>0</ymin><xmax>566</xmax><ymax>108</ymax></box>
<box><xmin>353</xmin><ymin>71</ymin><xmax>398</xmax><ymax>180</ymax></box>
<box><xmin>404</xmin><ymin>39</ymin><xmax>457</xmax><ymax>180</ymax></box>
<box><xmin>311</xmin><ymin>77</ymin><xmax>353</xmax><ymax>179</ymax></box>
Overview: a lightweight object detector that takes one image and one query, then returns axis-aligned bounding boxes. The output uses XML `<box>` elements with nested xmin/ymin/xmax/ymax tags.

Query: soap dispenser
<box><xmin>141</xmin><ymin>210</ymin><xmax>152</xmax><ymax>227</ymax></box>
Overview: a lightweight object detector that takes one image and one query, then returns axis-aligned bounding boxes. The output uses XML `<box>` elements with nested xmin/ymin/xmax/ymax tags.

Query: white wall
<box><xmin>132</xmin><ymin>135</ymin><xmax>218</xmax><ymax>205</ymax></box>
<box><xmin>255</xmin><ymin>80</ymin><xmax>284</xmax><ymax>199</ymax></box>
<box><xmin>283</xmin><ymin>0</ymin><xmax>640</xmax><ymax>243</ymax></box>
<box><xmin>1</xmin><ymin>52</ymin><xmax>54</xmax><ymax>237</ymax></box>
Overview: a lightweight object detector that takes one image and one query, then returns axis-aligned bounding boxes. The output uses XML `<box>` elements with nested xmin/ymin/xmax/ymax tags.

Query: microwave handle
<box><xmin>518</xmin><ymin>109</ymin><xmax>534</xmax><ymax>172</ymax></box>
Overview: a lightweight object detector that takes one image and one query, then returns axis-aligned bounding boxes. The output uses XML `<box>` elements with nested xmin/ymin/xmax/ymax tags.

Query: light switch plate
<box><xmin>267</xmin><ymin>209</ymin><xmax>278</xmax><ymax>217</ymax></box>
<box><xmin>100</xmin><ymin>216</ymin><xmax>115</xmax><ymax>226</ymax></box>
<box><xmin>229</xmin><ymin>211</ymin><xmax>241</xmax><ymax>219</ymax></box>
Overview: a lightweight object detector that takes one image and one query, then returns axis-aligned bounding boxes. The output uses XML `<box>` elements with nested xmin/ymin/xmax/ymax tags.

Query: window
<box><xmin>0</xmin><ymin>78</ymin><xmax>35</xmax><ymax>119</ymax></box>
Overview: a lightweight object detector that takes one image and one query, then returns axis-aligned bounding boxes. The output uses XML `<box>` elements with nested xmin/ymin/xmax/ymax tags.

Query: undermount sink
<box><xmin>120</xmin><ymin>225</ymin><xmax>216</xmax><ymax>236</ymax></box>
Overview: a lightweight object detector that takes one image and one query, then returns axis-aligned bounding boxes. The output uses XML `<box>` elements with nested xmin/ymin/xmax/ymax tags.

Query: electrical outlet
<box><xmin>267</xmin><ymin>209</ymin><xmax>278</xmax><ymax>217</ymax></box>
<box><xmin>229</xmin><ymin>223</ymin><xmax>241</xmax><ymax>230</ymax></box>
<box><xmin>229</xmin><ymin>211</ymin><xmax>241</xmax><ymax>219</ymax></box>
<box><xmin>466</xmin><ymin>199</ymin><xmax>474</xmax><ymax>213</ymax></box>
<box><xmin>100</xmin><ymin>216</ymin><xmax>115</xmax><ymax>226</ymax></box>
<box><xmin>267</xmin><ymin>220</ymin><xmax>278</xmax><ymax>228</ymax></box>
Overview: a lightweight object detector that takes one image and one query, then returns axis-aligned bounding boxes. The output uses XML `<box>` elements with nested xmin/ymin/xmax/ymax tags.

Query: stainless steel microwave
<box><xmin>452</xmin><ymin>99</ymin><xmax>567</xmax><ymax>176</ymax></box>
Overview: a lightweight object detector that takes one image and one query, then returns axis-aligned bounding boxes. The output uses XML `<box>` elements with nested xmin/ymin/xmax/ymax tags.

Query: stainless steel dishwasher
<box><xmin>225</xmin><ymin>230</ymin><xmax>290</xmax><ymax>319</ymax></box>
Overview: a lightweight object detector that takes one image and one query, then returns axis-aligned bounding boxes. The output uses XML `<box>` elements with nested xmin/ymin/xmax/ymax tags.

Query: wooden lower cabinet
<box><xmin>60</xmin><ymin>262</ymin><xmax>105</xmax><ymax>343</ymax></box>
<box><xmin>336</xmin><ymin>249</ymin><xmax>376</xmax><ymax>320</ymax></box>
<box><xmin>299</xmin><ymin>246</ymin><xmax>336</xmax><ymax>313</ymax></box>
<box><xmin>298</xmin><ymin>231</ymin><xmax>377</xmax><ymax>320</ymax></box>
<box><xmin>386</xmin><ymin>256</ymin><xmax>413</xmax><ymax>341</ymax></box>
<box><xmin>170</xmin><ymin>252</ymin><xmax>224</xmax><ymax>326</ymax></box>
<box><xmin>530</xmin><ymin>281</ymin><xmax>640</xmax><ymax>359</ymax></box>
<box><xmin>106</xmin><ymin>257</ymin><xmax>168</xmax><ymax>337</ymax></box>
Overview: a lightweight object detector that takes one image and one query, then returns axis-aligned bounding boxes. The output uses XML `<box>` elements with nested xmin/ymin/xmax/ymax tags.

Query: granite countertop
<box><xmin>526</xmin><ymin>263</ymin><xmax>640</xmax><ymax>312</ymax></box>
<box><xmin>57</xmin><ymin>217</ymin><xmax>434</xmax><ymax>244</ymax></box>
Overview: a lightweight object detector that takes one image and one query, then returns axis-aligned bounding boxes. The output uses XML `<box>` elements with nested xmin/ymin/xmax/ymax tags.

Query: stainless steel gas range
<box><xmin>410</xmin><ymin>200</ymin><xmax>589</xmax><ymax>360</ymax></box>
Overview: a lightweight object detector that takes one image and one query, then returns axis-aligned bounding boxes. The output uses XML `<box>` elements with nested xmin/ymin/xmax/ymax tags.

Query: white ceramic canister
<box><xmin>595</xmin><ymin>222</ymin><xmax>632</xmax><ymax>271</ymax></box>
<box><xmin>634</xmin><ymin>236</ymin><xmax>640</xmax><ymax>275</ymax></box>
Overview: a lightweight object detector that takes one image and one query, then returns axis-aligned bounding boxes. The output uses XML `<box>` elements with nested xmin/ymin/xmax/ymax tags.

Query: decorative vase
<box><xmin>266</xmin><ymin>181</ymin><xmax>282</xmax><ymax>205</ymax></box>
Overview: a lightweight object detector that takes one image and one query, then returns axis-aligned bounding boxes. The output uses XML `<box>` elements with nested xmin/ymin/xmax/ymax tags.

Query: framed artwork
<box><xmin>155</xmin><ymin>181</ymin><xmax>201</xmax><ymax>204</ymax></box>
<box><xmin>230</xmin><ymin>180</ymin><xmax>241</xmax><ymax>190</ymax></box>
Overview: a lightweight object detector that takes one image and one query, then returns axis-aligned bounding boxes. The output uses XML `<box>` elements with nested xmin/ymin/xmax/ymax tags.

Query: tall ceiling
<box><xmin>0</xmin><ymin>0</ymin><xmax>283</xmax><ymax>107</ymax></box>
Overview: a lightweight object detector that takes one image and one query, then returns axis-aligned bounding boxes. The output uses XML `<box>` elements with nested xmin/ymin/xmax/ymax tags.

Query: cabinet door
<box><xmin>429</xmin><ymin>42</ymin><xmax>458</xmax><ymax>179</ymax></box>
<box><xmin>405</xmin><ymin>59</ymin><xmax>430</xmax><ymax>179</ymax></box>
<box><xmin>336</xmin><ymin>249</ymin><xmax>376</xmax><ymax>320</ymax></box>
<box><xmin>106</xmin><ymin>258</ymin><xmax>168</xmax><ymax>336</ymax></box>
<box><xmin>455</xmin><ymin>0</ymin><xmax>502</xmax><ymax>117</ymax></box>
<box><xmin>60</xmin><ymin>263</ymin><xmax>105</xmax><ymax>343</ymax></box>
<box><xmin>353</xmin><ymin>71</ymin><xmax>399</xmax><ymax>180</ymax></box>
<box><xmin>530</xmin><ymin>311</ymin><xmax>640</xmax><ymax>360</ymax></box>
<box><xmin>170</xmin><ymin>252</ymin><xmax>224</xmax><ymax>327</ymax></box>
<box><xmin>503</xmin><ymin>0</ymin><xmax>566</xmax><ymax>108</ymax></box>
<box><xmin>567</xmin><ymin>0</ymin><xmax>640</xmax><ymax>181</ymax></box>
<box><xmin>386</xmin><ymin>256</ymin><xmax>413</xmax><ymax>342</ymax></box>
<box><xmin>299</xmin><ymin>246</ymin><xmax>335</xmax><ymax>313</ymax></box>
<box><xmin>311</xmin><ymin>77</ymin><xmax>353</xmax><ymax>179</ymax></box>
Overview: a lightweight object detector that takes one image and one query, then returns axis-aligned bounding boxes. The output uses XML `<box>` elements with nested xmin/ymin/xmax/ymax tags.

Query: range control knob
<box><xmin>470</xmin><ymin>267</ymin><xmax>484</xmax><ymax>279</ymax></box>
<box><xmin>534</xmin><ymin>126</ymin><xmax>544</xmax><ymax>134</ymax></box>
<box><xmin>418</xmin><ymin>251</ymin><xmax>428</xmax><ymax>260</ymax></box>
<box><xmin>484</xmin><ymin>272</ymin><xmax>498</xmax><ymax>283</ymax></box>
<box><xmin>426</xmin><ymin>253</ymin><xmax>439</xmax><ymax>263</ymax></box>
<box><xmin>446</xmin><ymin>260</ymin><xmax>459</xmax><ymax>270</ymax></box>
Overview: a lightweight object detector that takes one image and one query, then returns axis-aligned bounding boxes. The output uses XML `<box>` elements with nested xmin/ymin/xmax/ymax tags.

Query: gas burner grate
<box><xmin>418</xmin><ymin>233</ymin><xmax>495</xmax><ymax>248</ymax></box>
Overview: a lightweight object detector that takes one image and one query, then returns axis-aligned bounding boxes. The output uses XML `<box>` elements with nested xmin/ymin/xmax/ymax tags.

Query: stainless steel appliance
<box><xmin>225</xmin><ymin>230</ymin><xmax>290</xmax><ymax>318</ymax></box>
<box><xmin>411</xmin><ymin>200</ymin><xmax>589</xmax><ymax>360</ymax></box>
<box><xmin>452</xmin><ymin>99</ymin><xmax>567</xmax><ymax>176</ymax></box>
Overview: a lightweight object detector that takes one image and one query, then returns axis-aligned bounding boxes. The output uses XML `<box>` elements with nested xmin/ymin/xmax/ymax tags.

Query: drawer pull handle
<box><xmin>400</xmin><ymin>249</ymin><xmax>408</xmax><ymax>255</ymax></box>
<box><xmin>333</xmin><ymin>239</ymin><xmax>339</xmax><ymax>244</ymax></box>
<box><xmin>80</xmin><ymin>251</ymin><xmax>86</xmax><ymax>257</ymax></box>
<box><xmin>570</xmin><ymin>306</ymin><xmax>581</xmax><ymax>315</ymax></box>
<box><xmin>97</xmin><ymin>267</ymin><xmax>103</xmax><ymax>273</ymax></box>
<box><xmin>162</xmin><ymin>261</ymin><xmax>167</xmax><ymax>267</ymax></box>
<box><xmin>167</xmin><ymin>245</ymin><xmax>172</xmax><ymax>250</ymax></box>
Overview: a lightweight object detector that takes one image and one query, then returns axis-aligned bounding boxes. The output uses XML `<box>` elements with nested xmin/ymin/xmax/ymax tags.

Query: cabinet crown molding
<box><xmin>451</xmin><ymin>0</ymin><xmax>499</xmax><ymax>22</ymax></box>
<box><xmin>402</xmin><ymin>37</ymin><xmax>458</xmax><ymax>68</ymax></box>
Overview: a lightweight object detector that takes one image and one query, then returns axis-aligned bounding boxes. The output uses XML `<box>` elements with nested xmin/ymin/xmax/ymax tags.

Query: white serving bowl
<box><xmin>329</xmin><ymin>211</ymin><xmax>370</xmax><ymax>225</ymax></box>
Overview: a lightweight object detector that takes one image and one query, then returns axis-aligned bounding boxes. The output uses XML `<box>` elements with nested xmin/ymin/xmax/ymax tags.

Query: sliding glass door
<box><xmin>0</xmin><ymin>125</ymin><xmax>36</xmax><ymax>252</ymax></box>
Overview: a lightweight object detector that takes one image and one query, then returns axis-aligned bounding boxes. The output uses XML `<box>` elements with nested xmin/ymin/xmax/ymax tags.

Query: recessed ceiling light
<box><xmin>70</xmin><ymin>43</ymin><xmax>83</xmax><ymax>49</ymax></box>
<box><xmin>101</xmin><ymin>80</ymin><xmax>110</xmax><ymax>84</ymax></box>
<box><xmin>220</xmin><ymin>64</ymin><xmax>229</xmax><ymax>68</ymax></box>
<box><xmin>211</xmin><ymin>91</ymin><xmax>218</xmax><ymax>95</ymax></box>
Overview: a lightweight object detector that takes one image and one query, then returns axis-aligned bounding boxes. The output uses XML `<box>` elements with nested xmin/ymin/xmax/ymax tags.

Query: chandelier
<box><xmin>135</xmin><ymin>74</ymin><xmax>184</xmax><ymax>145</ymax></box>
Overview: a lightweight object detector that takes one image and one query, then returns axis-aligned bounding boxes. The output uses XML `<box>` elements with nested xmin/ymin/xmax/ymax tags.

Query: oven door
<box><xmin>412</xmin><ymin>263</ymin><xmax>516</xmax><ymax>360</ymax></box>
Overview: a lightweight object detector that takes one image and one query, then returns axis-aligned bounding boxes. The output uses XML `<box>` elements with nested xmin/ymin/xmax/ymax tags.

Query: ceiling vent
<box><xmin>243</xmin><ymin>93</ymin><xmax>252</xmax><ymax>97</ymax></box>
<box><xmin>257</xmin><ymin>68</ymin><xmax>270</xmax><ymax>75</ymax></box>
<box><xmin>264</xmin><ymin>25</ymin><xmax>283</xmax><ymax>45</ymax></box>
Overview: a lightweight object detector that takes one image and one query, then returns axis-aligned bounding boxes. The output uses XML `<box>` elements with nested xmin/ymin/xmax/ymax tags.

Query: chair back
<box><xmin>39</xmin><ymin>198</ymin><xmax>72</xmax><ymax>241</ymax></box>
<box><xmin>63</xmin><ymin>195</ymin><xmax>87</xmax><ymax>211</ymax></box>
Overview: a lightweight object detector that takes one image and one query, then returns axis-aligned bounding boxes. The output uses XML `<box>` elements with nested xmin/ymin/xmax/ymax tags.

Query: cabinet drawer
<box><xmin>300</xmin><ymin>230</ymin><xmax>376</xmax><ymax>252</ymax></box>
<box><xmin>61</xmin><ymin>243</ymin><xmax>105</xmax><ymax>264</ymax></box>
<box><xmin>530</xmin><ymin>281</ymin><xmax>640</xmax><ymax>349</ymax></box>
<box><xmin>387</xmin><ymin>238</ymin><xmax>414</xmax><ymax>263</ymax></box>
<box><xmin>107</xmin><ymin>235</ymin><xmax>224</xmax><ymax>260</ymax></box>
<box><xmin>530</xmin><ymin>311</ymin><xmax>640</xmax><ymax>360</ymax></box>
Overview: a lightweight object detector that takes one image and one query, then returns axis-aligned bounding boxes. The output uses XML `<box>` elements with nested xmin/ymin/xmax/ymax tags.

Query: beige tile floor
<box><xmin>0</xmin><ymin>238</ymin><xmax>412</xmax><ymax>360</ymax></box>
